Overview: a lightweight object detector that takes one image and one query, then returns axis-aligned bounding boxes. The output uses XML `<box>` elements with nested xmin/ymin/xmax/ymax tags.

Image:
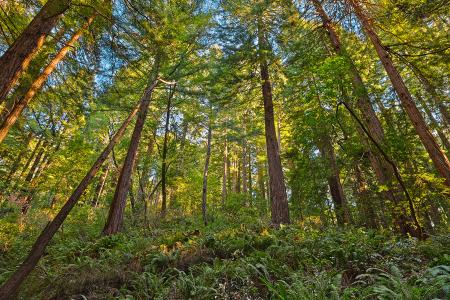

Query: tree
<box><xmin>0</xmin><ymin>99</ymin><xmax>142</xmax><ymax>299</ymax></box>
<box><xmin>160</xmin><ymin>84</ymin><xmax>176</xmax><ymax>216</ymax></box>
<box><xmin>103</xmin><ymin>71</ymin><xmax>160</xmax><ymax>235</ymax></box>
<box><xmin>0</xmin><ymin>0</ymin><xmax>71</xmax><ymax>103</ymax></box>
<box><xmin>348</xmin><ymin>0</ymin><xmax>450</xmax><ymax>186</ymax></box>
<box><xmin>0</xmin><ymin>13</ymin><xmax>97</xmax><ymax>143</ymax></box>
<box><xmin>202</xmin><ymin>117</ymin><xmax>212</xmax><ymax>225</ymax></box>
<box><xmin>257</xmin><ymin>18</ymin><xmax>290</xmax><ymax>226</ymax></box>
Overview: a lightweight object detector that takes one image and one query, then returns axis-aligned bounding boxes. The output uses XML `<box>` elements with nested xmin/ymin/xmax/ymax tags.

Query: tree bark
<box><xmin>160</xmin><ymin>85</ymin><xmax>175</xmax><ymax>217</ymax></box>
<box><xmin>0</xmin><ymin>99</ymin><xmax>141</xmax><ymax>300</ymax></box>
<box><xmin>202</xmin><ymin>121</ymin><xmax>212</xmax><ymax>226</ymax></box>
<box><xmin>0</xmin><ymin>0</ymin><xmax>70</xmax><ymax>103</ymax></box>
<box><xmin>257</xmin><ymin>20</ymin><xmax>290</xmax><ymax>226</ymax></box>
<box><xmin>0</xmin><ymin>13</ymin><xmax>96</xmax><ymax>143</ymax></box>
<box><xmin>102</xmin><ymin>77</ymin><xmax>159</xmax><ymax>235</ymax></box>
<box><xmin>349</xmin><ymin>0</ymin><xmax>450</xmax><ymax>186</ymax></box>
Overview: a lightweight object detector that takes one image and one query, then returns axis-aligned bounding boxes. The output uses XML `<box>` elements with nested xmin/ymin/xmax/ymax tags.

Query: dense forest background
<box><xmin>0</xmin><ymin>0</ymin><xmax>449</xmax><ymax>299</ymax></box>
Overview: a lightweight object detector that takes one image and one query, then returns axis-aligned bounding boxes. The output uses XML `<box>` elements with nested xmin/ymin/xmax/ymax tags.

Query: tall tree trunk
<box><xmin>222</xmin><ymin>138</ymin><xmax>228</xmax><ymax>205</ymax></box>
<box><xmin>348</xmin><ymin>0</ymin><xmax>450</xmax><ymax>186</ymax></box>
<box><xmin>0</xmin><ymin>99</ymin><xmax>141</xmax><ymax>300</ymax></box>
<box><xmin>0</xmin><ymin>13</ymin><xmax>96</xmax><ymax>143</ymax></box>
<box><xmin>202</xmin><ymin>121</ymin><xmax>212</xmax><ymax>226</ymax></box>
<box><xmin>103</xmin><ymin>76</ymin><xmax>160</xmax><ymax>235</ymax></box>
<box><xmin>257</xmin><ymin>21</ymin><xmax>290</xmax><ymax>226</ymax></box>
<box><xmin>318</xmin><ymin>134</ymin><xmax>350</xmax><ymax>226</ymax></box>
<box><xmin>0</xmin><ymin>0</ymin><xmax>70</xmax><ymax>103</ymax></box>
<box><xmin>313</xmin><ymin>0</ymin><xmax>421</xmax><ymax>234</ymax></box>
<box><xmin>160</xmin><ymin>85</ymin><xmax>175</xmax><ymax>217</ymax></box>
<box><xmin>91</xmin><ymin>164</ymin><xmax>110</xmax><ymax>207</ymax></box>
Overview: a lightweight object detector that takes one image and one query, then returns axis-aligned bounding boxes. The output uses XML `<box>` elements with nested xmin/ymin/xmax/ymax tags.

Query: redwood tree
<box><xmin>0</xmin><ymin>13</ymin><xmax>96</xmax><ymax>143</ymax></box>
<box><xmin>0</xmin><ymin>0</ymin><xmax>71</xmax><ymax>103</ymax></box>
<box><xmin>348</xmin><ymin>0</ymin><xmax>450</xmax><ymax>186</ymax></box>
<box><xmin>257</xmin><ymin>20</ymin><xmax>290</xmax><ymax>226</ymax></box>
<box><xmin>103</xmin><ymin>75</ymin><xmax>160</xmax><ymax>235</ymax></box>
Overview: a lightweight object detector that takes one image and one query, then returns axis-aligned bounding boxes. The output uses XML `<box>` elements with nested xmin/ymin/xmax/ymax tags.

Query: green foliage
<box><xmin>1</xmin><ymin>205</ymin><xmax>448</xmax><ymax>299</ymax></box>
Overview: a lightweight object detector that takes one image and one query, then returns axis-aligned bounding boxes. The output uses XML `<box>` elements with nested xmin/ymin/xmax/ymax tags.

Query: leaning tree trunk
<box><xmin>160</xmin><ymin>85</ymin><xmax>175</xmax><ymax>217</ymax></box>
<box><xmin>257</xmin><ymin>21</ymin><xmax>290</xmax><ymax>226</ymax></box>
<box><xmin>202</xmin><ymin>121</ymin><xmax>212</xmax><ymax>226</ymax></box>
<box><xmin>348</xmin><ymin>0</ymin><xmax>450</xmax><ymax>186</ymax></box>
<box><xmin>0</xmin><ymin>99</ymin><xmax>141</xmax><ymax>300</ymax></box>
<box><xmin>102</xmin><ymin>76</ymin><xmax>160</xmax><ymax>235</ymax></box>
<box><xmin>0</xmin><ymin>13</ymin><xmax>96</xmax><ymax>143</ymax></box>
<box><xmin>312</xmin><ymin>0</ymin><xmax>421</xmax><ymax>234</ymax></box>
<box><xmin>0</xmin><ymin>0</ymin><xmax>70</xmax><ymax>103</ymax></box>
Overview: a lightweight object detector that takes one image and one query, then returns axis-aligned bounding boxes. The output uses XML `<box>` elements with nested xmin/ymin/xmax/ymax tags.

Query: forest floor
<box><xmin>0</xmin><ymin>202</ymin><xmax>449</xmax><ymax>299</ymax></box>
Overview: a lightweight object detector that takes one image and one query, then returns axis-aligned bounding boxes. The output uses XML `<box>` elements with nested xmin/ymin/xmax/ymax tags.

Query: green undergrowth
<box><xmin>0</xmin><ymin>204</ymin><xmax>449</xmax><ymax>299</ymax></box>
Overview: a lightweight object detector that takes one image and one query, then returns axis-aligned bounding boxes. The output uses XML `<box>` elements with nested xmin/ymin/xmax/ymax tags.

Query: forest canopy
<box><xmin>0</xmin><ymin>0</ymin><xmax>449</xmax><ymax>299</ymax></box>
